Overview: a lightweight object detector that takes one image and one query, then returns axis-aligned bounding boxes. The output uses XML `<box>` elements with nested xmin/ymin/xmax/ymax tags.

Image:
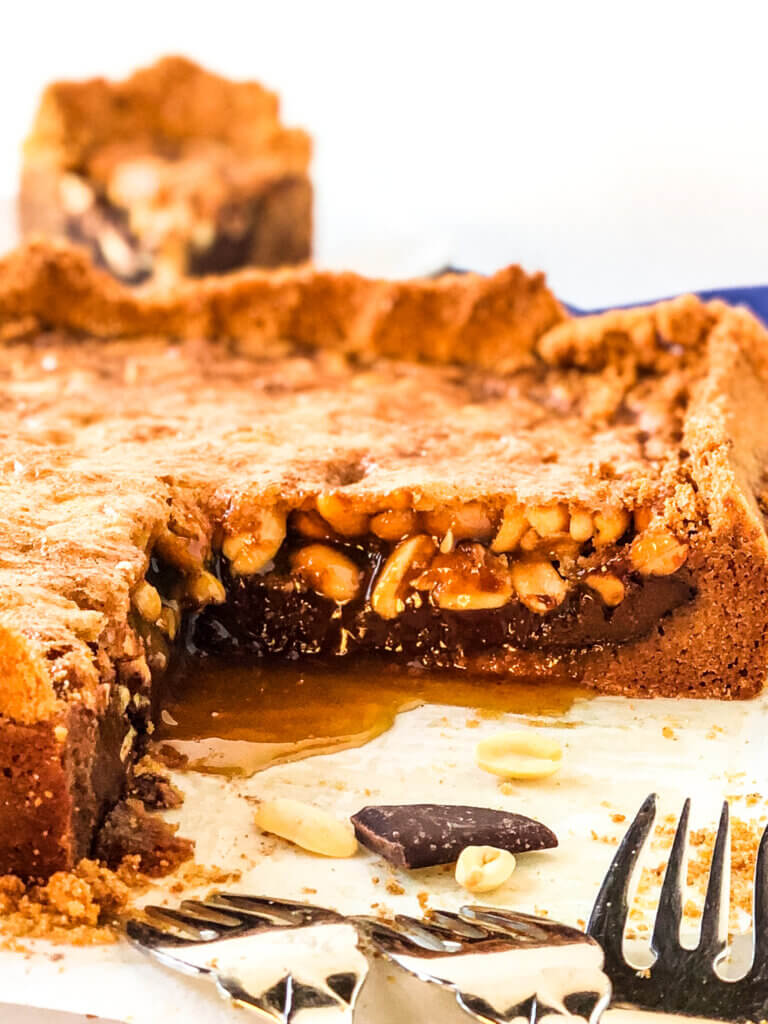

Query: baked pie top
<box><xmin>1</xmin><ymin>240</ymin><xmax>767</xmax><ymax>724</ymax></box>
<box><xmin>24</xmin><ymin>55</ymin><xmax>310</xmax><ymax>188</ymax></box>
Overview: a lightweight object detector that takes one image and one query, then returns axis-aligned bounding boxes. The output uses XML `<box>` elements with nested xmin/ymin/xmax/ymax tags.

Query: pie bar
<box><xmin>18</xmin><ymin>56</ymin><xmax>312</xmax><ymax>286</ymax></box>
<box><xmin>2</xmin><ymin>240</ymin><xmax>768</xmax><ymax>878</ymax></box>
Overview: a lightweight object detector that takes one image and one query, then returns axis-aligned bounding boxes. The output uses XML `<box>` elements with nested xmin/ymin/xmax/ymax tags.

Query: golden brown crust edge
<box><xmin>22</xmin><ymin>55</ymin><xmax>311</xmax><ymax>171</ymax></box>
<box><xmin>0</xmin><ymin>239</ymin><xmax>567</xmax><ymax>371</ymax></box>
<box><xmin>3</xmin><ymin>241</ymin><xmax>768</xmax><ymax>708</ymax></box>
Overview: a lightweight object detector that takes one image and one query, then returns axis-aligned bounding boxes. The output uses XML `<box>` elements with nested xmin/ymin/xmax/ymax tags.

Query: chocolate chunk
<box><xmin>350</xmin><ymin>804</ymin><xmax>557</xmax><ymax>869</ymax></box>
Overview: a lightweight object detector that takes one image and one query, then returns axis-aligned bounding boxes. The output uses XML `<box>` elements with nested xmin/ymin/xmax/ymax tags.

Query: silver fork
<box><xmin>587</xmin><ymin>792</ymin><xmax>768</xmax><ymax>1021</ymax></box>
<box><xmin>128</xmin><ymin>897</ymin><xmax>612</xmax><ymax>1023</ymax></box>
<box><xmin>126</xmin><ymin>893</ymin><xmax>369</xmax><ymax>1022</ymax></box>
<box><xmin>354</xmin><ymin>906</ymin><xmax>612</xmax><ymax>1024</ymax></box>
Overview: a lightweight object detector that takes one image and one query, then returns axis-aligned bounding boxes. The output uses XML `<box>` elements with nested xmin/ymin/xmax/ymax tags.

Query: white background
<box><xmin>1</xmin><ymin>1</ymin><xmax>768</xmax><ymax>304</ymax></box>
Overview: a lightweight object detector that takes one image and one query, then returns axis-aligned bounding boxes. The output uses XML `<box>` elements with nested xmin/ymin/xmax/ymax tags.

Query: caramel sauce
<box><xmin>155</xmin><ymin>657</ymin><xmax>586</xmax><ymax>777</ymax></box>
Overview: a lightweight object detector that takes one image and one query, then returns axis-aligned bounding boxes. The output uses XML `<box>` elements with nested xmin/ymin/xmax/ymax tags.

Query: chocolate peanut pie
<box><xmin>2</xmin><ymin>239</ymin><xmax>768</xmax><ymax>878</ymax></box>
<box><xmin>19</xmin><ymin>56</ymin><xmax>312</xmax><ymax>286</ymax></box>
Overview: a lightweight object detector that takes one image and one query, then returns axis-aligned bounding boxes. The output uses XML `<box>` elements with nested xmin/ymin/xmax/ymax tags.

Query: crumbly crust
<box><xmin>22</xmin><ymin>55</ymin><xmax>310</xmax><ymax>178</ymax></box>
<box><xmin>1</xmin><ymin>240</ymin><xmax>768</xmax><ymax>872</ymax></box>
<box><xmin>19</xmin><ymin>57</ymin><xmax>313</xmax><ymax>280</ymax></box>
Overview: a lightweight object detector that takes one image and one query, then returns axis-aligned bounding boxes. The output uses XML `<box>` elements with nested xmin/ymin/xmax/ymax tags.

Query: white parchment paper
<box><xmin>1</xmin><ymin>688</ymin><xmax>766</xmax><ymax>1023</ymax></box>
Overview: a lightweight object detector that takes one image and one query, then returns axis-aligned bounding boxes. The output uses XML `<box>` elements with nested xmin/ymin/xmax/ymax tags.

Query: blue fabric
<box><xmin>564</xmin><ymin>284</ymin><xmax>768</xmax><ymax>324</ymax></box>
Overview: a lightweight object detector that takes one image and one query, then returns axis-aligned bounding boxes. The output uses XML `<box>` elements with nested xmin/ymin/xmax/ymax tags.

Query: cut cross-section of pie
<box><xmin>19</xmin><ymin>56</ymin><xmax>312</xmax><ymax>286</ymax></box>
<box><xmin>1</xmin><ymin>240</ymin><xmax>768</xmax><ymax>877</ymax></box>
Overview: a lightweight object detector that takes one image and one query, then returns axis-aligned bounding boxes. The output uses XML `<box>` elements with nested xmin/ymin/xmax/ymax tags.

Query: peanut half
<box><xmin>510</xmin><ymin>558</ymin><xmax>567</xmax><ymax>613</ymax></box>
<box><xmin>491</xmin><ymin>505</ymin><xmax>528</xmax><ymax>553</ymax></box>
<box><xmin>476</xmin><ymin>731</ymin><xmax>563</xmax><ymax>780</ymax></box>
<box><xmin>254</xmin><ymin>797</ymin><xmax>358</xmax><ymax>858</ymax></box>
<box><xmin>290</xmin><ymin>544</ymin><xmax>362</xmax><ymax>603</ymax></box>
<box><xmin>315</xmin><ymin>494</ymin><xmax>369</xmax><ymax>536</ymax></box>
<box><xmin>630</xmin><ymin>529</ymin><xmax>688</xmax><ymax>576</ymax></box>
<box><xmin>371</xmin><ymin>534</ymin><xmax>436</xmax><ymax>619</ymax></box>
<box><xmin>222</xmin><ymin>507</ymin><xmax>286</xmax><ymax>575</ymax></box>
<box><xmin>131</xmin><ymin>580</ymin><xmax>162</xmax><ymax>623</ymax></box>
<box><xmin>455</xmin><ymin>845</ymin><xmax>516</xmax><ymax>893</ymax></box>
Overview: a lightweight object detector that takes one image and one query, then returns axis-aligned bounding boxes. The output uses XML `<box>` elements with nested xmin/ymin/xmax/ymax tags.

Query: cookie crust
<box><xmin>19</xmin><ymin>56</ymin><xmax>312</xmax><ymax>282</ymax></box>
<box><xmin>1</xmin><ymin>240</ymin><xmax>767</xmax><ymax>876</ymax></box>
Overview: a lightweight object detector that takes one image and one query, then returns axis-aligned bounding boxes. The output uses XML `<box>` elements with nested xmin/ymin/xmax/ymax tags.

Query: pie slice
<box><xmin>2</xmin><ymin>240</ymin><xmax>768</xmax><ymax>878</ymax></box>
<box><xmin>19</xmin><ymin>56</ymin><xmax>312</xmax><ymax>286</ymax></box>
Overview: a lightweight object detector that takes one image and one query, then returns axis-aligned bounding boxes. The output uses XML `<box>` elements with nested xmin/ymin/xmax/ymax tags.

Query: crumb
<box><xmin>465</xmin><ymin>718</ymin><xmax>480</xmax><ymax>729</ymax></box>
<box><xmin>301</xmin><ymin>887</ymin><xmax>317</xmax><ymax>895</ymax></box>
<box><xmin>577</xmin><ymin>918</ymin><xmax>585</xmax><ymax>929</ymax></box>
<box><xmin>0</xmin><ymin>858</ymin><xmax>146</xmax><ymax>946</ymax></box>
<box><xmin>746</xmin><ymin>794</ymin><xmax>762</xmax><ymax>807</ymax></box>
<box><xmin>499</xmin><ymin>782</ymin><xmax>515</xmax><ymax>796</ymax></box>
<box><xmin>417</xmin><ymin>891</ymin><xmax>430</xmax><ymax>912</ymax></box>
<box><xmin>638</xmin><ymin>814</ymin><xmax>765</xmax><ymax>931</ymax></box>
<box><xmin>153</xmin><ymin>744</ymin><xmax>190</xmax><ymax>770</ymax></box>
<box><xmin>128</xmin><ymin>755</ymin><xmax>184</xmax><ymax>810</ymax></box>
<box><xmin>590</xmin><ymin>830</ymin><xmax>619</xmax><ymax>845</ymax></box>
<box><xmin>386</xmin><ymin>880</ymin><xmax>405</xmax><ymax>895</ymax></box>
<box><xmin>174</xmin><ymin>862</ymin><xmax>242</xmax><ymax>888</ymax></box>
<box><xmin>662</xmin><ymin>725</ymin><xmax>676</xmax><ymax>740</ymax></box>
<box><xmin>611</xmin><ymin>813</ymin><xmax>627</xmax><ymax>824</ymax></box>
<box><xmin>371</xmin><ymin>876</ymin><xmax>380</xmax><ymax>886</ymax></box>
<box><xmin>95</xmin><ymin>799</ymin><xmax>194</xmax><ymax>876</ymax></box>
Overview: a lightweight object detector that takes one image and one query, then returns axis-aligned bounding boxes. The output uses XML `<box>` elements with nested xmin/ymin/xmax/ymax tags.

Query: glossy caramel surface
<box><xmin>156</xmin><ymin>656</ymin><xmax>584</xmax><ymax>776</ymax></box>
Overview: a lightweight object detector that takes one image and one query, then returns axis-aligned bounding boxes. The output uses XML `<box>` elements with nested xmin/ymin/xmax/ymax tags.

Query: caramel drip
<box><xmin>154</xmin><ymin>657</ymin><xmax>585</xmax><ymax>777</ymax></box>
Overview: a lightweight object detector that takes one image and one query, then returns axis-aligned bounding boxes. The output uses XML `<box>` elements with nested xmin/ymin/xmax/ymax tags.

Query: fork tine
<box><xmin>696</xmin><ymin>801</ymin><xmax>729</xmax><ymax>958</ymax></box>
<box><xmin>145</xmin><ymin>904</ymin><xmax>238</xmax><ymax>941</ymax></box>
<box><xmin>393</xmin><ymin>914</ymin><xmax>461</xmax><ymax>952</ymax></box>
<box><xmin>747</xmin><ymin>821</ymin><xmax>768</xmax><ymax>981</ymax></box>
<box><xmin>587</xmin><ymin>792</ymin><xmax>657</xmax><ymax>962</ymax></box>
<box><xmin>425</xmin><ymin>909</ymin><xmax>489</xmax><ymax>940</ymax></box>
<box><xmin>352</xmin><ymin>915</ymin><xmax>448</xmax><ymax>955</ymax></box>
<box><xmin>206</xmin><ymin>893</ymin><xmax>341</xmax><ymax>926</ymax></box>
<box><xmin>177</xmin><ymin>900</ymin><xmax>248</xmax><ymax>928</ymax></box>
<box><xmin>126</xmin><ymin>918</ymin><xmax>204</xmax><ymax>949</ymax></box>
<box><xmin>462</xmin><ymin>906</ymin><xmax>591</xmax><ymax>946</ymax></box>
<box><xmin>650</xmin><ymin>797</ymin><xmax>690</xmax><ymax>961</ymax></box>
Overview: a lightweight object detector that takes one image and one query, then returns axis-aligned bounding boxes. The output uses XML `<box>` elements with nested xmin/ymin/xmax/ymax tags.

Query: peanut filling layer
<box><xmin>59</xmin><ymin>170</ymin><xmax>295</xmax><ymax>284</ymax></box>
<box><xmin>134</xmin><ymin>499</ymin><xmax>696</xmax><ymax>672</ymax></box>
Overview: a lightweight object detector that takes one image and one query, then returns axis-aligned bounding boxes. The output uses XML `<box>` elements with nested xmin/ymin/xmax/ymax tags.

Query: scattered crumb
<box><xmin>590</xmin><ymin>830</ymin><xmax>619</xmax><ymax>845</ymax></box>
<box><xmin>636</xmin><ymin>813</ymin><xmax>768</xmax><ymax>931</ymax></box>
<box><xmin>499</xmin><ymin>782</ymin><xmax>515</xmax><ymax>796</ymax></box>
<box><xmin>465</xmin><ymin>718</ymin><xmax>480</xmax><ymax>729</ymax></box>
<box><xmin>172</xmin><ymin>862</ymin><xmax>242</xmax><ymax>888</ymax></box>
<box><xmin>610</xmin><ymin>813</ymin><xmax>626</xmax><ymax>824</ymax></box>
<box><xmin>301</xmin><ymin>887</ymin><xmax>317</xmax><ymax>895</ymax></box>
<box><xmin>385</xmin><ymin>879</ymin><xmax>405</xmax><ymax>896</ymax></box>
<box><xmin>417</xmin><ymin>891</ymin><xmax>430</xmax><ymax>912</ymax></box>
<box><xmin>153</xmin><ymin>744</ymin><xmax>189</xmax><ymax>770</ymax></box>
<box><xmin>95</xmin><ymin>799</ymin><xmax>194</xmax><ymax>876</ymax></box>
<box><xmin>128</xmin><ymin>755</ymin><xmax>184</xmax><ymax>810</ymax></box>
<box><xmin>371</xmin><ymin>876</ymin><xmax>380</xmax><ymax>885</ymax></box>
<box><xmin>0</xmin><ymin>858</ymin><xmax>145</xmax><ymax>946</ymax></box>
<box><xmin>576</xmin><ymin>918</ymin><xmax>585</xmax><ymax>929</ymax></box>
<box><xmin>661</xmin><ymin>725</ymin><xmax>676</xmax><ymax>740</ymax></box>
